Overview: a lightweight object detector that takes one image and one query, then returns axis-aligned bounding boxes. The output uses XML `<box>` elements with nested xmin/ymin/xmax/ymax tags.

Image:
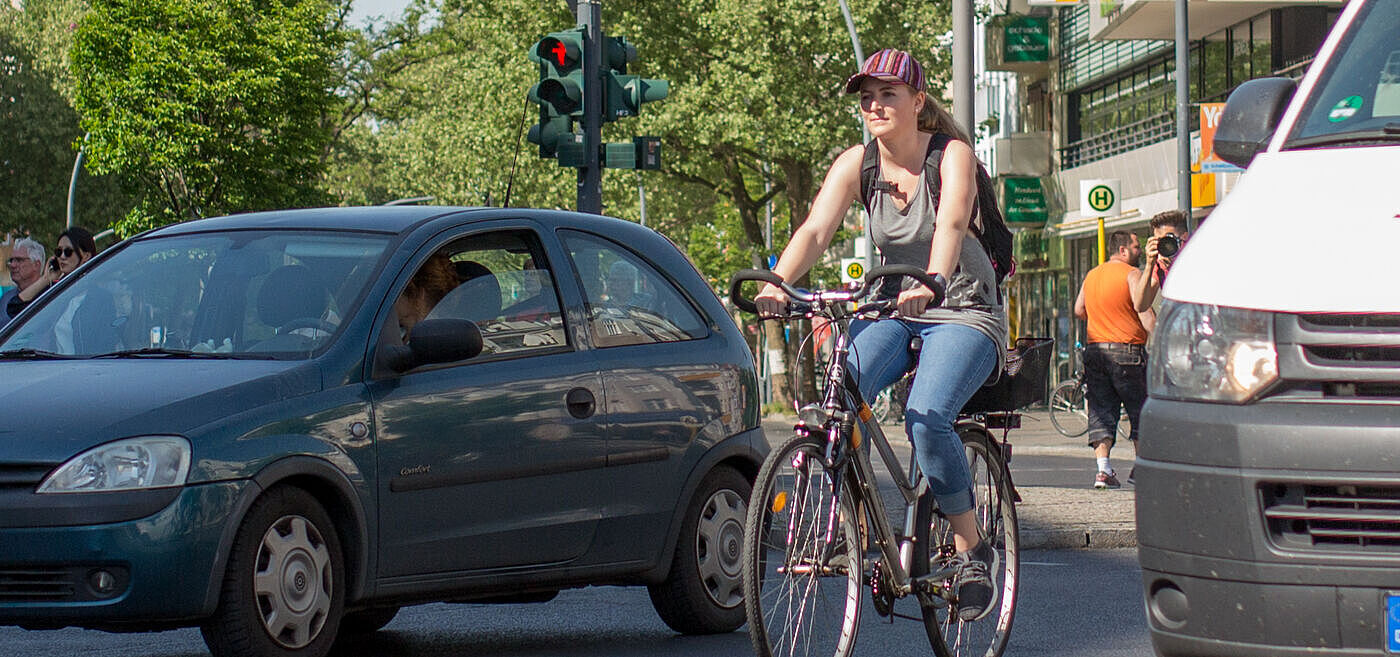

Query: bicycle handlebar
<box><xmin>729</xmin><ymin>265</ymin><xmax>946</xmax><ymax>318</ymax></box>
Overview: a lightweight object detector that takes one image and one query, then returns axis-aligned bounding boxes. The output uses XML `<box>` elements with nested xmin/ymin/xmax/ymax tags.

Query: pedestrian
<box><xmin>1</xmin><ymin>238</ymin><xmax>46</xmax><ymax>325</ymax></box>
<box><xmin>1073</xmin><ymin>230</ymin><xmax>1150</xmax><ymax>488</ymax></box>
<box><xmin>6</xmin><ymin>227</ymin><xmax>100</xmax><ymax>321</ymax></box>
<box><xmin>1132</xmin><ymin>209</ymin><xmax>1191</xmax><ymax>332</ymax></box>
<box><xmin>753</xmin><ymin>48</ymin><xmax>1005</xmax><ymax>622</ymax></box>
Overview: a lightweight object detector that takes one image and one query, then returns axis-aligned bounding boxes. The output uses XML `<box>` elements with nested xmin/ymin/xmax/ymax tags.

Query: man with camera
<box><xmin>1132</xmin><ymin>210</ymin><xmax>1190</xmax><ymax>332</ymax></box>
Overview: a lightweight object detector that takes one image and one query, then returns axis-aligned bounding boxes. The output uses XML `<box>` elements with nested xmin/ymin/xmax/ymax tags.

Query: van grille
<box><xmin>1262</xmin><ymin>483</ymin><xmax>1400</xmax><ymax>552</ymax></box>
<box><xmin>1277</xmin><ymin>313</ymin><xmax>1400</xmax><ymax>390</ymax></box>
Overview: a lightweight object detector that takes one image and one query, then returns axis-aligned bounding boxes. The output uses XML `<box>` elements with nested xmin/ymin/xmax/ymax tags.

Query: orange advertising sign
<box><xmin>1200</xmin><ymin>102</ymin><xmax>1244</xmax><ymax>173</ymax></box>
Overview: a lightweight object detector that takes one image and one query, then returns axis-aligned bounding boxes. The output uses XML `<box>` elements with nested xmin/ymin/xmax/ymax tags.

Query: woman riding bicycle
<box><xmin>754</xmin><ymin>48</ymin><xmax>1005</xmax><ymax>622</ymax></box>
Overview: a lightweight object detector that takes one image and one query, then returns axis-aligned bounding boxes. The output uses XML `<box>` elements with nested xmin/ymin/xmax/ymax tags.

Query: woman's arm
<box><xmin>756</xmin><ymin>145</ymin><xmax>863</xmax><ymax>315</ymax></box>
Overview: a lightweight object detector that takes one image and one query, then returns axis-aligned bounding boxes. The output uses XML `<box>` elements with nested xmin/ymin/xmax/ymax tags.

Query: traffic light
<box><xmin>601</xmin><ymin>36</ymin><xmax>669</xmax><ymax>123</ymax></box>
<box><xmin>527</xmin><ymin>28</ymin><xmax>586</xmax><ymax>159</ymax></box>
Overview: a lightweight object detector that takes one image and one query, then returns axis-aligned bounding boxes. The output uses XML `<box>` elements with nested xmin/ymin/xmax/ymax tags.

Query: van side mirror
<box><xmin>381</xmin><ymin>318</ymin><xmax>484</xmax><ymax>373</ymax></box>
<box><xmin>1215</xmin><ymin>77</ymin><xmax>1297</xmax><ymax>169</ymax></box>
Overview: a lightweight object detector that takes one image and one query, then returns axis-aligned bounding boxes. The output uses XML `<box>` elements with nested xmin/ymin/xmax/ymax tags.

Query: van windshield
<box><xmin>0</xmin><ymin>230</ymin><xmax>389</xmax><ymax>359</ymax></box>
<box><xmin>1287</xmin><ymin>1</ymin><xmax>1400</xmax><ymax>148</ymax></box>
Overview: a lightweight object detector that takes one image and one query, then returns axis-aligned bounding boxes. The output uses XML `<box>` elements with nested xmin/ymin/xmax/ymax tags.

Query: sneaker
<box><xmin>1094</xmin><ymin>471</ymin><xmax>1121</xmax><ymax>489</ymax></box>
<box><xmin>955</xmin><ymin>541</ymin><xmax>1000</xmax><ymax>622</ymax></box>
<box><xmin>1127</xmin><ymin>466</ymin><xmax>1136</xmax><ymax>485</ymax></box>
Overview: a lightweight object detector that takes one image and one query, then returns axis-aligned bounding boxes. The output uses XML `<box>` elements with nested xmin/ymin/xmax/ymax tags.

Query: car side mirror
<box><xmin>1215</xmin><ymin>77</ymin><xmax>1297</xmax><ymax>169</ymax></box>
<box><xmin>381</xmin><ymin>318</ymin><xmax>484</xmax><ymax>373</ymax></box>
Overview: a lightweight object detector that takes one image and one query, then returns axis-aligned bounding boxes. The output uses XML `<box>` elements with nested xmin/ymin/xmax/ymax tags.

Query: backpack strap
<box><xmin>861</xmin><ymin>133</ymin><xmax>951</xmax><ymax>214</ymax></box>
<box><xmin>859</xmin><ymin>140</ymin><xmax>882</xmax><ymax>214</ymax></box>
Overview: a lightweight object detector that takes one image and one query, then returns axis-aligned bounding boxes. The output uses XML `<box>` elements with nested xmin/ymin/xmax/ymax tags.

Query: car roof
<box><xmin>146</xmin><ymin>206</ymin><xmax>485</xmax><ymax>236</ymax></box>
<box><xmin>141</xmin><ymin>206</ymin><xmax>650</xmax><ymax>240</ymax></box>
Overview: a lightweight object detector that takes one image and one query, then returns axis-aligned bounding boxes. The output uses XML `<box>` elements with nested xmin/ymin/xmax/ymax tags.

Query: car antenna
<box><xmin>503</xmin><ymin>96</ymin><xmax>531</xmax><ymax>208</ymax></box>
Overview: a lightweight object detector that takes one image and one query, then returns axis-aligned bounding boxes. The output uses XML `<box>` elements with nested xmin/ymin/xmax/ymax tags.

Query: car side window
<box><xmin>394</xmin><ymin>230</ymin><xmax>568</xmax><ymax>359</ymax></box>
<box><xmin>559</xmin><ymin>230</ymin><xmax>707</xmax><ymax>348</ymax></box>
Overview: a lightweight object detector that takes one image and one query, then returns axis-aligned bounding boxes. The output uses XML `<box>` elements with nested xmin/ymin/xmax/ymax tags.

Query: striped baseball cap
<box><xmin>844</xmin><ymin>48</ymin><xmax>926</xmax><ymax>94</ymax></box>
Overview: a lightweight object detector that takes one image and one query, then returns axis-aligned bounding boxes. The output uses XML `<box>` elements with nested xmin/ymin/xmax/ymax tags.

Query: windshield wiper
<box><xmin>0</xmin><ymin>348</ymin><xmax>75</xmax><ymax>360</ymax></box>
<box><xmin>92</xmin><ymin>347</ymin><xmax>239</xmax><ymax>359</ymax></box>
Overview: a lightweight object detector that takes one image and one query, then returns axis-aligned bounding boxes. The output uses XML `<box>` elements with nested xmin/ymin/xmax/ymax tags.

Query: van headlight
<box><xmin>38</xmin><ymin>436</ymin><xmax>191</xmax><ymax>493</ymax></box>
<box><xmin>1149</xmin><ymin>301</ymin><xmax>1278</xmax><ymax>403</ymax></box>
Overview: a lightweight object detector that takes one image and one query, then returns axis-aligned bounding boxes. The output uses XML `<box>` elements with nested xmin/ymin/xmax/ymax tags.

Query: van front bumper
<box><xmin>1138</xmin><ymin>397</ymin><xmax>1400</xmax><ymax>656</ymax></box>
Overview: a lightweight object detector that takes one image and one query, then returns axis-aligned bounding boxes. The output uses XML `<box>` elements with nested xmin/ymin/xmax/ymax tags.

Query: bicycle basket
<box><xmin>960</xmin><ymin>337</ymin><xmax>1055</xmax><ymax>413</ymax></box>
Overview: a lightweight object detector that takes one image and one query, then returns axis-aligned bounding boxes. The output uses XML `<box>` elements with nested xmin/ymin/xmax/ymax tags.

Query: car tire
<box><xmin>201</xmin><ymin>486</ymin><xmax>345</xmax><ymax>657</ymax></box>
<box><xmin>338</xmin><ymin>606</ymin><xmax>399</xmax><ymax>635</ymax></box>
<box><xmin>648</xmin><ymin>466</ymin><xmax>751</xmax><ymax>634</ymax></box>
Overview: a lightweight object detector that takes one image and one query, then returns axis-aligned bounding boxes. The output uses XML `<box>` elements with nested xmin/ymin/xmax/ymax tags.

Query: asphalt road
<box><xmin>0</xmin><ymin>548</ymin><xmax>1151</xmax><ymax>657</ymax></box>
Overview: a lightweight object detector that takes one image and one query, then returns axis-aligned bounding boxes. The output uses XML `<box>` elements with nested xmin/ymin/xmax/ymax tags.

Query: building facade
<box><xmin>985</xmin><ymin>0</ymin><xmax>1343</xmax><ymax>383</ymax></box>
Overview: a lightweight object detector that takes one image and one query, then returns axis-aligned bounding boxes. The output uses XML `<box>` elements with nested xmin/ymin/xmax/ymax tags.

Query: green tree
<box><xmin>70</xmin><ymin>0</ymin><xmax>348</xmax><ymax>236</ymax></box>
<box><xmin>0</xmin><ymin>0</ymin><xmax>131</xmax><ymax>241</ymax></box>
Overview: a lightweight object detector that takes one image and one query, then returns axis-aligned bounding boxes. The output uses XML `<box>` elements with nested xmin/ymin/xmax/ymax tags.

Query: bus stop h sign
<box><xmin>1080</xmin><ymin>179</ymin><xmax>1120</xmax><ymax>218</ymax></box>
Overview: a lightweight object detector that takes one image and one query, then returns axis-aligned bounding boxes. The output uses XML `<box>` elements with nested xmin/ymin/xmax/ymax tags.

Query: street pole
<box><xmin>1176</xmin><ymin>0</ymin><xmax>1192</xmax><ymax>231</ymax></box>
<box><xmin>953</xmin><ymin>0</ymin><xmax>975</xmax><ymax>140</ymax></box>
<box><xmin>577</xmin><ymin>0</ymin><xmax>603</xmax><ymax>214</ymax></box>
<box><xmin>837</xmin><ymin>0</ymin><xmax>875</xmax><ymax>270</ymax></box>
<box><xmin>637</xmin><ymin>172</ymin><xmax>647</xmax><ymax>227</ymax></box>
<box><xmin>66</xmin><ymin>133</ymin><xmax>89</xmax><ymax>229</ymax></box>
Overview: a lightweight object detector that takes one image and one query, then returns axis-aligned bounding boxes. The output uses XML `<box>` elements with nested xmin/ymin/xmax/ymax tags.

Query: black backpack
<box><xmin>859</xmin><ymin>134</ymin><xmax>1015</xmax><ymax>293</ymax></box>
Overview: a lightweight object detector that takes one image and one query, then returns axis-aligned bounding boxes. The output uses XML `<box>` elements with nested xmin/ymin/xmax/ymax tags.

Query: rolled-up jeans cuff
<box><xmin>936</xmin><ymin>488</ymin><xmax>976</xmax><ymax>516</ymax></box>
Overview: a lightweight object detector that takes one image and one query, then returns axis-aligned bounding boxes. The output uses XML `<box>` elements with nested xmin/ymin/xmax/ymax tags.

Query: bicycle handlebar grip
<box><xmin>862</xmin><ymin>264</ymin><xmax>947</xmax><ymax>307</ymax></box>
<box><xmin>729</xmin><ymin>269</ymin><xmax>785</xmax><ymax>314</ymax></box>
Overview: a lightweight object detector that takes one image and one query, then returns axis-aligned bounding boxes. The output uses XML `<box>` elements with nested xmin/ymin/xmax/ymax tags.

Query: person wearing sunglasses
<box><xmin>5</xmin><ymin>228</ymin><xmax>106</xmax><ymax>349</ymax></box>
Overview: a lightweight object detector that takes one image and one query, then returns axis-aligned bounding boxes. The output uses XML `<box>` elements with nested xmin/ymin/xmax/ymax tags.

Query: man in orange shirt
<box><xmin>1073</xmin><ymin>231</ymin><xmax>1150</xmax><ymax>489</ymax></box>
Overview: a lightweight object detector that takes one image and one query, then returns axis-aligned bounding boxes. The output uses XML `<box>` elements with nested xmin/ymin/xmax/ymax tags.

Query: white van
<box><xmin>1137</xmin><ymin>0</ymin><xmax>1400</xmax><ymax>655</ymax></box>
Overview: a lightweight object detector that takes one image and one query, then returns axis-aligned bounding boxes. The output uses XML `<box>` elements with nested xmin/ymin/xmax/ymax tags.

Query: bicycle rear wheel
<box><xmin>743</xmin><ymin>433</ymin><xmax>863</xmax><ymax>657</ymax></box>
<box><xmin>1047</xmin><ymin>380</ymin><xmax>1089</xmax><ymax>437</ymax></box>
<box><xmin>913</xmin><ymin>427</ymin><xmax>1019</xmax><ymax>657</ymax></box>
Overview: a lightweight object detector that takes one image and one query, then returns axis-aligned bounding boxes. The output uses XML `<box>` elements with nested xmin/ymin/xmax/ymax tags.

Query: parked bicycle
<box><xmin>731</xmin><ymin>265</ymin><xmax>1051</xmax><ymax>657</ymax></box>
<box><xmin>1048</xmin><ymin>346</ymin><xmax>1131</xmax><ymax>440</ymax></box>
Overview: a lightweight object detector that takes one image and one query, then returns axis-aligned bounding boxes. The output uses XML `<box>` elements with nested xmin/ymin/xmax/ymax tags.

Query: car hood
<box><xmin>0</xmin><ymin>360</ymin><xmax>320</xmax><ymax>463</ymax></box>
<box><xmin>1164</xmin><ymin>145</ymin><xmax>1400</xmax><ymax>312</ymax></box>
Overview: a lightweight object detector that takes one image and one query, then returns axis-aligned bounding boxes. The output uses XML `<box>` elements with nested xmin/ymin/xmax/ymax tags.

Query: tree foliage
<box><xmin>0</xmin><ymin>0</ymin><xmax>130</xmax><ymax>241</ymax></box>
<box><xmin>70</xmin><ymin>0</ymin><xmax>347</xmax><ymax>236</ymax></box>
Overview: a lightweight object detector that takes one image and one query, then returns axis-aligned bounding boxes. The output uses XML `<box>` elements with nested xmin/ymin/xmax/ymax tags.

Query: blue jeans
<box><xmin>848</xmin><ymin>320</ymin><xmax>998</xmax><ymax>516</ymax></box>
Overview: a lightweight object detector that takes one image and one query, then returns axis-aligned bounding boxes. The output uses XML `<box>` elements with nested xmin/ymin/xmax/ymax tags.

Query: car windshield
<box><xmin>1287</xmin><ymin>1</ymin><xmax>1400</xmax><ymax>147</ymax></box>
<box><xmin>0</xmin><ymin>230</ymin><xmax>390</xmax><ymax>359</ymax></box>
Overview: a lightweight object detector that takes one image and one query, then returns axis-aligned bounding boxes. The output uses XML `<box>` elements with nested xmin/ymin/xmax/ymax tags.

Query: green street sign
<box><xmin>1002</xmin><ymin>16</ymin><xmax>1049</xmax><ymax>63</ymax></box>
<box><xmin>1002</xmin><ymin>176</ymin><xmax>1048</xmax><ymax>225</ymax></box>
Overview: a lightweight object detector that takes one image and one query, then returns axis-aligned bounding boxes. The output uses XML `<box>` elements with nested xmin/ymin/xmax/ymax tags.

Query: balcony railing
<box><xmin>1059</xmin><ymin>112</ymin><xmax>1176</xmax><ymax>169</ymax></box>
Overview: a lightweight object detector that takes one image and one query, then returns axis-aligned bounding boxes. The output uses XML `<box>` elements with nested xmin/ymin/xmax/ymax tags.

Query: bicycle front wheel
<box><xmin>914</xmin><ymin>427</ymin><xmax>1019</xmax><ymax>657</ymax></box>
<box><xmin>743</xmin><ymin>433</ymin><xmax>863</xmax><ymax>657</ymax></box>
<box><xmin>1047</xmin><ymin>380</ymin><xmax>1089</xmax><ymax>437</ymax></box>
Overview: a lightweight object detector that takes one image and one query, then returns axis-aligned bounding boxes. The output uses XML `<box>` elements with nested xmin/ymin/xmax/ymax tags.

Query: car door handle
<box><xmin>566</xmin><ymin>388</ymin><xmax>596</xmax><ymax>419</ymax></box>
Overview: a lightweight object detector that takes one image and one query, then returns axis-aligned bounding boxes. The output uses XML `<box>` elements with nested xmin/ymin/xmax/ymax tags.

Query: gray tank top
<box><xmin>868</xmin><ymin>168</ymin><xmax>1007</xmax><ymax>373</ymax></box>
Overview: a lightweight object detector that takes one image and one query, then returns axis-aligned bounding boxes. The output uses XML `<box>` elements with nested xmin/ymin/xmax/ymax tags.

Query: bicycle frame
<box><xmin>803</xmin><ymin>299</ymin><xmax>960</xmax><ymax>598</ymax></box>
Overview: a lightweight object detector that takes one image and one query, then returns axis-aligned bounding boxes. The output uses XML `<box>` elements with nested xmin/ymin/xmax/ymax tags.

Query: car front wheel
<box><xmin>202</xmin><ymin>486</ymin><xmax>345</xmax><ymax>657</ymax></box>
<box><xmin>648</xmin><ymin>466</ymin><xmax>751</xmax><ymax>634</ymax></box>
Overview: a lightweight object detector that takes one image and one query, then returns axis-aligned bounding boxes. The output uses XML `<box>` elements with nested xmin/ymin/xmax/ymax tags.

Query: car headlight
<box><xmin>38</xmin><ymin>436</ymin><xmax>191</xmax><ymax>493</ymax></box>
<box><xmin>1149</xmin><ymin>301</ymin><xmax>1279</xmax><ymax>403</ymax></box>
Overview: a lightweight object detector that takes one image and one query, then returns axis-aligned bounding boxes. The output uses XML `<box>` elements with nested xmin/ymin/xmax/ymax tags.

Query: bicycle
<box><xmin>731</xmin><ymin>265</ymin><xmax>1040</xmax><ymax>657</ymax></box>
<box><xmin>1048</xmin><ymin>347</ymin><xmax>1131</xmax><ymax>440</ymax></box>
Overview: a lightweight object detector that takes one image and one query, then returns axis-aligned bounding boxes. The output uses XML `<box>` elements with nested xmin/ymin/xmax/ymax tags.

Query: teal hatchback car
<box><xmin>0</xmin><ymin>207</ymin><xmax>765</xmax><ymax>657</ymax></box>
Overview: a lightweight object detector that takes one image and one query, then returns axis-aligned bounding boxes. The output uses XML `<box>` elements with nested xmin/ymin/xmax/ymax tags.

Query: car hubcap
<box><xmin>697</xmin><ymin>488</ymin><xmax>747</xmax><ymax>608</ymax></box>
<box><xmin>254</xmin><ymin>515</ymin><xmax>332</xmax><ymax>649</ymax></box>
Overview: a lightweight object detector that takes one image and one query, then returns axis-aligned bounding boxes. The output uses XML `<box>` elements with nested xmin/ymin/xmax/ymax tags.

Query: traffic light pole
<box><xmin>576</xmin><ymin>0</ymin><xmax>603</xmax><ymax>214</ymax></box>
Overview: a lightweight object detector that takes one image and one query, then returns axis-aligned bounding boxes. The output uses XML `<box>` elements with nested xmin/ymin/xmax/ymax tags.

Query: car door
<box><xmin>369</xmin><ymin>225</ymin><xmax>608</xmax><ymax>578</ymax></box>
<box><xmin>559</xmin><ymin>230</ymin><xmax>734</xmax><ymax>560</ymax></box>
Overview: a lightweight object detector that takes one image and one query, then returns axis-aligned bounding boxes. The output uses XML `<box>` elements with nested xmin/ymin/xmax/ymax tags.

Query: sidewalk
<box><xmin>758</xmin><ymin>408</ymin><xmax>1136</xmax><ymax>550</ymax></box>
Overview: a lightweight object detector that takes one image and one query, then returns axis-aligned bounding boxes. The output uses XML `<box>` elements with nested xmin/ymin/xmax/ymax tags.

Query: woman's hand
<box><xmin>754</xmin><ymin>283</ymin><xmax>790</xmax><ymax>318</ymax></box>
<box><xmin>896</xmin><ymin>283</ymin><xmax>939</xmax><ymax>317</ymax></box>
